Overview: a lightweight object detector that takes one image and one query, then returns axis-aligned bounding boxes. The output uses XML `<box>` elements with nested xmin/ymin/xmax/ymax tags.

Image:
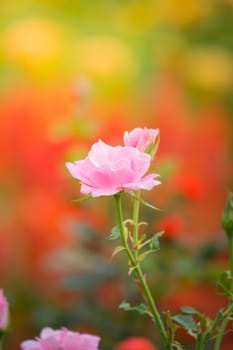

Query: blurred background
<box><xmin>0</xmin><ymin>0</ymin><xmax>233</xmax><ymax>349</ymax></box>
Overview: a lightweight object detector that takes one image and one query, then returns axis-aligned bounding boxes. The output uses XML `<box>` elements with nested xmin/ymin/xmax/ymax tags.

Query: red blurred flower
<box><xmin>173</xmin><ymin>173</ymin><xmax>204</xmax><ymax>201</ymax></box>
<box><xmin>0</xmin><ymin>84</ymin><xmax>78</xmax><ymax>283</ymax></box>
<box><xmin>115</xmin><ymin>337</ymin><xmax>157</xmax><ymax>350</ymax></box>
<box><xmin>96</xmin><ymin>280</ymin><xmax>123</xmax><ymax>309</ymax></box>
<box><xmin>147</xmin><ymin>75</ymin><xmax>232</xmax><ymax>245</ymax></box>
<box><xmin>92</xmin><ymin>103</ymin><xmax>134</xmax><ymax>145</ymax></box>
<box><xmin>160</xmin><ymin>283</ymin><xmax>233</xmax><ymax>347</ymax></box>
<box><xmin>160</xmin><ymin>283</ymin><xmax>226</xmax><ymax>319</ymax></box>
<box><xmin>156</xmin><ymin>214</ymin><xmax>184</xmax><ymax>239</ymax></box>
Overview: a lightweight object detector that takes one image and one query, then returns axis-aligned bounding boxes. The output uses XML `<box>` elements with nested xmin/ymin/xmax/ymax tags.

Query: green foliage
<box><xmin>111</xmin><ymin>246</ymin><xmax>125</xmax><ymax>258</ymax></box>
<box><xmin>128</xmin><ymin>192</ymin><xmax>160</xmax><ymax>211</ymax></box>
<box><xmin>222</xmin><ymin>192</ymin><xmax>233</xmax><ymax>238</ymax></box>
<box><xmin>180</xmin><ymin>306</ymin><xmax>198</xmax><ymax>315</ymax></box>
<box><xmin>218</xmin><ymin>270</ymin><xmax>232</xmax><ymax>296</ymax></box>
<box><xmin>107</xmin><ymin>225</ymin><xmax>121</xmax><ymax>240</ymax></box>
<box><xmin>72</xmin><ymin>195</ymin><xmax>92</xmax><ymax>203</ymax></box>
<box><xmin>150</xmin><ymin>231</ymin><xmax>164</xmax><ymax>250</ymax></box>
<box><xmin>137</xmin><ymin>249</ymin><xmax>156</xmax><ymax>262</ymax></box>
<box><xmin>119</xmin><ymin>301</ymin><xmax>151</xmax><ymax>316</ymax></box>
<box><xmin>172</xmin><ymin>314</ymin><xmax>198</xmax><ymax>334</ymax></box>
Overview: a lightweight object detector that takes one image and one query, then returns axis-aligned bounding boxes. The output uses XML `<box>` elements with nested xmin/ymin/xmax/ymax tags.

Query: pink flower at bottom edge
<box><xmin>0</xmin><ymin>288</ymin><xmax>9</xmax><ymax>331</ymax></box>
<box><xmin>21</xmin><ymin>327</ymin><xmax>100</xmax><ymax>350</ymax></box>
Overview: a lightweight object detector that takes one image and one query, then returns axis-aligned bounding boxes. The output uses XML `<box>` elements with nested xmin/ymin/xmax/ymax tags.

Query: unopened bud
<box><xmin>222</xmin><ymin>192</ymin><xmax>233</xmax><ymax>238</ymax></box>
<box><xmin>123</xmin><ymin>127</ymin><xmax>160</xmax><ymax>159</ymax></box>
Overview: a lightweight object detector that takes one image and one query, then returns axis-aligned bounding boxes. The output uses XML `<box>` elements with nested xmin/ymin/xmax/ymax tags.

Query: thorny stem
<box><xmin>229</xmin><ymin>236</ymin><xmax>233</xmax><ymax>291</ymax></box>
<box><xmin>213</xmin><ymin>236</ymin><xmax>233</xmax><ymax>350</ymax></box>
<box><xmin>132</xmin><ymin>190</ymin><xmax>140</xmax><ymax>256</ymax></box>
<box><xmin>195</xmin><ymin>333</ymin><xmax>205</xmax><ymax>350</ymax></box>
<box><xmin>114</xmin><ymin>193</ymin><xmax>168</xmax><ymax>347</ymax></box>
<box><xmin>213</xmin><ymin>298</ymin><xmax>233</xmax><ymax>350</ymax></box>
<box><xmin>213</xmin><ymin>318</ymin><xmax>228</xmax><ymax>350</ymax></box>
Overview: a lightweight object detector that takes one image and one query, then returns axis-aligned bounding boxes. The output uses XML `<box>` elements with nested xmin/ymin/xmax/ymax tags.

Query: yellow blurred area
<box><xmin>103</xmin><ymin>0</ymin><xmax>212</xmax><ymax>30</ymax></box>
<box><xmin>3</xmin><ymin>18</ymin><xmax>63</xmax><ymax>72</ymax></box>
<box><xmin>73</xmin><ymin>36</ymin><xmax>136</xmax><ymax>78</ymax></box>
<box><xmin>158</xmin><ymin>0</ymin><xmax>212</xmax><ymax>26</ymax></box>
<box><xmin>184</xmin><ymin>47</ymin><xmax>233</xmax><ymax>93</ymax></box>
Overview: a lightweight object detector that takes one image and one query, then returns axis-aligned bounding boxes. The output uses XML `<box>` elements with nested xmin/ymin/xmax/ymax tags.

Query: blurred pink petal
<box><xmin>0</xmin><ymin>288</ymin><xmax>9</xmax><ymax>331</ymax></box>
<box><xmin>21</xmin><ymin>327</ymin><xmax>100</xmax><ymax>350</ymax></box>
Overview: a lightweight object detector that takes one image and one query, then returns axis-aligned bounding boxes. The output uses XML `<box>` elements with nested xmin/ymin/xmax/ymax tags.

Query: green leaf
<box><xmin>128</xmin><ymin>193</ymin><xmax>160</xmax><ymax>211</ymax></box>
<box><xmin>150</xmin><ymin>231</ymin><xmax>164</xmax><ymax>250</ymax></box>
<box><xmin>119</xmin><ymin>301</ymin><xmax>150</xmax><ymax>315</ymax></box>
<box><xmin>128</xmin><ymin>265</ymin><xmax>138</xmax><ymax>276</ymax></box>
<box><xmin>111</xmin><ymin>246</ymin><xmax>125</xmax><ymax>258</ymax></box>
<box><xmin>180</xmin><ymin>306</ymin><xmax>198</xmax><ymax>315</ymax></box>
<box><xmin>217</xmin><ymin>270</ymin><xmax>232</xmax><ymax>295</ymax></box>
<box><xmin>72</xmin><ymin>195</ymin><xmax>92</xmax><ymax>203</ymax></box>
<box><xmin>107</xmin><ymin>225</ymin><xmax>120</xmax><ymax>240</ymax></box>
<box><xmin>139</xmin><ymin>197</ymin><xmax>160</xmax><ymax>211</ymax></box>
<box><xmin>135</xmin><ymin>304</ymin><xmax>150</xmax><ymax>315</ymax></box>
<box><xmin>135</xmin><ymin>233</ymin><xmax>149</xmax><ymax>249</ymax></box>
<box><xmin>171</xmin><ymin>342</ymin><xmax>184</xmax><ymax>350</ymax></box>
<box><xmin>119</xmin><ymin>301</ymin><xmax>132</xmax><ymax>311</ymax></box>
<box><xmin>212</xmin><ymin>308</ymin><xmax>224</xmax><ymax>330</ymax></box>
<box><xmin>137</xmin><ymin>249</ymin><xmax>155</xmax><ymax>262</ymax></box>
<box><xmin>172</xmin><ymin>314</ymin><xmax>198</xmax><ymax>332</ymax></box>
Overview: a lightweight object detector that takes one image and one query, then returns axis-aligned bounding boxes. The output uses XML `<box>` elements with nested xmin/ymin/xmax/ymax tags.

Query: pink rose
<box><xmin>21</xmin><ymin>327</ymin><xmax>100</xmax><ymax>350</ymax></box>
<box><xmin>0</xmin><ymin>289</ymin><xmax>9</xmax><ymax>331</ymax></box>
<box><xmin>123</xmin><ymin>127</ymin><xmax>159</xmax><ymax>153</ymax></box>
<box><xmin>66</xmin><ymin>140</ymin><xmax>160</xmax><ymax>197</ymax></box>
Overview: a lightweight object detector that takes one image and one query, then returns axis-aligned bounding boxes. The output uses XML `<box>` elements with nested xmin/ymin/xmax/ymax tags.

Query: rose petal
<box><xmin>124</xmin><ymin>174</ymin><xmax>161</xmax><ymax>191</ymax></box>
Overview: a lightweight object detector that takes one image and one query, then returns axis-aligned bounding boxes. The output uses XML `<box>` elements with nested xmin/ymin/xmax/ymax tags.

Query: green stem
<box><xmin>0</xmin><ymin>337</ymin><xmax>3</xmax><ymax>350</ymax></box>
<box><xmin>195</xmin><ymin>333</ymin><xmax>205</xmax><ymax>350</ymax></box>
<box><xmin>133</xmin><ymin>190</ymin><xmax>140</xmax><ymax>252</ymax></box>
<box><xmin>135</xmin><ymin>264</ymin><xmax>168</xmax><ymax>343</ymax></box>
<box><xmin>114</xmin><ymin>193</ymin><xmax>168</xmax><ymax>347</ymax></box>
<box><xmin>212</xmin><ymin>237</ymin><xmax>233</xmax><ymax>350</ymax></box>
<box><xmin>228</xmin><ymin>236</ymin><xmax>233</xmax><ymax>291</ymax></box>
<box><xmin>114</xmin><ymin>193</ymin><xmax>137</xmax><ymax>265</ymax></box>
<box><xmin>213</xmin><ymin>302</ymin><xmax>233</xmax><ymax>350</ymax></box>
<box><xmin>213</xmin><ymin>318</ymin><xmax>228</xmax><ymax>350</ymax></box>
